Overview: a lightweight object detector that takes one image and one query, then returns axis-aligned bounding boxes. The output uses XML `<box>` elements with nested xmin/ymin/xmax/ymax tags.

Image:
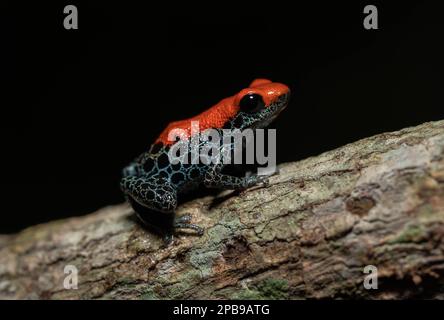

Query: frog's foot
<box><xmin>163</xmin><ymin>233</ymin><xmax>174</xmax><ymax>245</ymax></box>
<box><xmin>173</xmin><ymin>213</ymin><xmax>204</xmax><ymax>236</ymax></box>
<box><xmin>252</xmin><ymin>168</ymin><xmax>281</xmax><ymax>188</ymax></box>
<box><xmin>256</xmin><ymin>174</ymin><xmax>270</xmax><ymax>187</ymax></box>
<box><xmin>243</xmin><ymin>173</ymin><xmax>270</xmax><ymax>189</ymax></box>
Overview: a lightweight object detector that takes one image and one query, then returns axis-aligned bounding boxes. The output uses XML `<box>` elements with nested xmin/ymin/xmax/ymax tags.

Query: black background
<box><xmin>1</xmin><ymin>1</ymin><xmax>443</xmax><ymax>233</ymax></box>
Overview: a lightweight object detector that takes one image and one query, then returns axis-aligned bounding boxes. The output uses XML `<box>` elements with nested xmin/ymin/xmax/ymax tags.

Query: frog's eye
<box><xmin>239</xmin><ymin>93</ymin><xmax>265</xmax><ymax>113</ymax></box>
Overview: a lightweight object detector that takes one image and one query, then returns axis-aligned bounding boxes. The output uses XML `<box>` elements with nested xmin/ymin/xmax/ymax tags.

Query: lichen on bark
<box><xmin>2</xmin><ymin>120</ymin><xmax>444</xmax><ymax>299</ymax></box>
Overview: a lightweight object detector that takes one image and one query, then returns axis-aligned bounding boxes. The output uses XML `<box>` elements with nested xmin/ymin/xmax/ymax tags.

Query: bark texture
<box><xmin>2</xmin><ymin>120</ymin><xmax>444</xmax><ymax>299</ymax></box>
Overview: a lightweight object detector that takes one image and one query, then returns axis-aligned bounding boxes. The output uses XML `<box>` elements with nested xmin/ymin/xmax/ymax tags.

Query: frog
<box><xmin>121</xmin><ymin>78</ymin><xmax>290</xmax><ymax>237</ymax></box>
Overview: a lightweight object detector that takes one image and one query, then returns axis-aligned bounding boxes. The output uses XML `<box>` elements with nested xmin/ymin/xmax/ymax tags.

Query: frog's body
<box><xmin>121</xmin><ymin>79</ymin><xmax>290</xmax><ymax>235</ymax></box>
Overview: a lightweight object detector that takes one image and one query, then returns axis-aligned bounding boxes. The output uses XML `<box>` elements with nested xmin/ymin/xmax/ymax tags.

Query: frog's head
<box><xmin>227</xmin><ymin>78</ymin><xmax>290</xmax><ymax>130</ymax></box>
<box><xmin>155</xmin><ymin>79</ymin><xmax>290</xmax><ymax>146</ymax></box>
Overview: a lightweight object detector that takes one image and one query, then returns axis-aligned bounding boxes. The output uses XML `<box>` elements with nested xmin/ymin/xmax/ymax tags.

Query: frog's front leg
<box><xmin>120</xmin><ymin>175</ymin><xmax>203</xmax><ymax>235</ymax></box>
<box><xmin>203</xmin><ymin>164</ymin><xmax>269</xmax><ymax>190</ymax></box>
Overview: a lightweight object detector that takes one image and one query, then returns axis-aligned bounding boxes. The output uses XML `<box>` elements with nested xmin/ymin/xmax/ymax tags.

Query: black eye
<box><xmin>239</xmin><ymin>93</ymin><xmax>265</xmax><ymax>113</ymax></box>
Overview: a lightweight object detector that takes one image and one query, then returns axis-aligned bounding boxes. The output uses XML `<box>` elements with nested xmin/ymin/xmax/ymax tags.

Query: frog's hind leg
<box><xmin>120</xmin><ymin>175</ymin><xmax>178</xmax><ymax>212</ymax></box>
<box><xmin>120</xmin><ymin>175</ymin><xmax>204</xmax><ymax>236</ymax></box>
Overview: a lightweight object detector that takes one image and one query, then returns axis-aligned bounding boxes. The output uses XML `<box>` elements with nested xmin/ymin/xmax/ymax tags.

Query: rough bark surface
<box><xmin>2</xmin><ymin>120</ymin><xmax>444</xmax><ymax>299</ymax></box>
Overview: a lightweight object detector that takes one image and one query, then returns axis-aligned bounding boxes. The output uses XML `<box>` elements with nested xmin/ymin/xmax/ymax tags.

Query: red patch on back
<box><xmin>155</xmin><ymin>79</ymin><xmax>289</xmax><ymax>145</ymax></box>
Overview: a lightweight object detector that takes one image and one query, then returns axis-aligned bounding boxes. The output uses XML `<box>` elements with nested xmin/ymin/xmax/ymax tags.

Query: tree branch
<box><xmin>2</xmin><ymin>120</ymin><xmax>444</xmax><ymax>299</ymax></box>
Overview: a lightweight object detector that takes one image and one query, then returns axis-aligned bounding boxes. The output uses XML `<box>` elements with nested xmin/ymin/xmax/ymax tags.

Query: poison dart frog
<box><xmin>121</xmin><ymin>79</ymin><xmax>290</xmax><ymax>237</ymax></box>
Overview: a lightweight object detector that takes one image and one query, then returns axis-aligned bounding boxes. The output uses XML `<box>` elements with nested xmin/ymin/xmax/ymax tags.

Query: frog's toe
<box><xmin>259</xmin><ymin>176</ymin><xmax>270</xmax><ymax>187</ymax></box>
<box><xmin>254</xmin><ymin>174</ymin><xmax>268</xmax><ymax>183</ymax></box>
<box><xmin>173</xmin><ymin>214</ymin><xmax>204</xmax><ymax>236</ymax></box>
<box><xmin>175</xmin><ymin>213</ymin><xmax>192</xmax><ymax>223</ymax></box>
<box><xmin>163</xmin><ymin>233</ymin><xmax>174</xmax><ymax>245</ymax></box>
